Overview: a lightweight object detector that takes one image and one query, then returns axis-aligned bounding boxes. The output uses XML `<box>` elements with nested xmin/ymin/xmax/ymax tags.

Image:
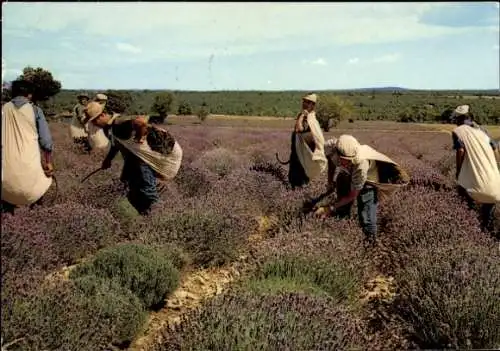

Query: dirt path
<box><xmin>129</xmin><ymin>264</ymin><xmax>242</xmax><ymax>351</ymax></box>
<box><xmin>129</xmin><ymin>215</ymin><xmax>272</xmax><ymax>351</ymax></box>
<box><xmin>359</xmin><ymin>274</ymin><xmax>395</xmax><ymax>304</ymax></box>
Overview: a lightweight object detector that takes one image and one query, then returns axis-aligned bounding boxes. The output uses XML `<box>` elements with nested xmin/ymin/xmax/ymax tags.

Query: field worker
<box><xmin>314</xmin><ymin>134</ymin><xmax>409</xmax><ymax>245</ymax></box>
<box><xmin>277</xmin><ymin>93</ymin><xmax>327</xmax><ymax>189</ymax></box>
<box><xmin>451</xmin><ymin>105</ymin><xmax>499</xmax><ymax>150</ymax></box>
<box><xmin>84</xmin><ymin>102</ymin><xmax>164</xmax><ymax>216</ymax></box>
<box><xmin>70</xmin><ymin>92</ymin><xmax>91</xmax><ymax>153</ymax></box>
<box><xmin>451</xmin><ymin>105</ymin><xmax>500</xmax><ymax>233</ymax></box>
<box><xmin>95</xmin><ymin>93</ymin><xmax>108</xmax><ymax>107</ymax></box>
<box><xmin>1</xmin><ymin>80</ymin><xmax>54</xmax><ymax>214</ymax></box>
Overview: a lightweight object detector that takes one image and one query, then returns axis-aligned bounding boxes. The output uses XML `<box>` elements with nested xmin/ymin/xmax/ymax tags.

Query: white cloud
<box><xmin>310</xmin><ymin>58</ymin><xmax>327</xmax><ymax>66</ymax></box>
<box><xmin>267</xmin><ymin>80</ymin><xmax>272</xmax><ymax>85</ymax></box>
<box><xmin>347</xmin><ymin>57</ymin><xmax>360</xmax><ymax>65</ymax></box>
<box><xmin>372</xmin><ymin>53</ymin><xmax>401</xmax><ymax>63</ymax></box>
<box><xmin>494</xmin><ymin>44</ymin><xmax>500</xmax><ymax>50</ymax></box>
<box><xmin>302</xmin><ymin>58</ymin><xmax>327</xmax><ymax>66</ymax></box>
<box><xmin>2</xmin><ymin>2</ymin><xmax>489</xmax><ymax>61</ymax></box>
<box><xmin>115</xmin><ymin>42</ymin><xmax>142</xmax><ymax>54</ymax></box>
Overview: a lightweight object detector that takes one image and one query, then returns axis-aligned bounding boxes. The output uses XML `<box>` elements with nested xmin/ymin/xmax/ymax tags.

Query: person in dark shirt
<box><xmin>83</xmin><ymin>102</ymin><xmax>159</xmax><ymax>216</ymax></box>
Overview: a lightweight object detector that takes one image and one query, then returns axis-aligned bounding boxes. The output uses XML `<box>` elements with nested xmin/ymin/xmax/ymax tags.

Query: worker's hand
<box><xmin>101</xmin><ymin>158</ymin><xmax>112</xmax><ymax>170</ymax></box>
<box><xmin>314</xmin><ymin>206</ymin><xmax>333</xmax><ymax>219</ymax></box>
<box><xmin>42</xmin><ymin>162</ymin><xmax>54</xmax><ymax>178</ymax></box>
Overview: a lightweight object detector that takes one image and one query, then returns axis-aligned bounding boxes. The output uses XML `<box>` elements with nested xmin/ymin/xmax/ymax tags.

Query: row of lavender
<box><xmin>1</xmin><ymin>123</ymin><xmax>498</xmax><ymax>350</ymax></box>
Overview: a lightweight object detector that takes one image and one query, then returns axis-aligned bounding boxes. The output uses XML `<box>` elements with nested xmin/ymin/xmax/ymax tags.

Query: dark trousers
<box><xmin>120</xmin><ymin>150</ymin><xmax>159</xmax><ymax>216</ymax></box>
<box><xmin>457</xmin><ymin>186</ymin><xmax>496</xmax><ymax>234</ymax></box>
<box><xmin>335</xmin><ymin>182</ymin><xmax>378</xmax><ymax>240</ymax></box>
<box><xmin>1</xmin><ymin>200</ymin><xmax>16</xmax><ymax>214</ymax></box>
<box><xmin>288</xmin><ymin>132</ymin><xmax>310</xmax><ymax>189</ymax></box>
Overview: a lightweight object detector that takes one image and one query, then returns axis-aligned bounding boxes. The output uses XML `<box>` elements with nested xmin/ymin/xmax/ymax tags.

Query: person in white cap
<box><xmin>451</xmin><ymin>105</ymin><xmax>499</xmax><ymax>234</ymax></box>
<box><xmin>285</xmin><ymin>93</ymin><xmax>327</xmax><ymax>188</ymax></box>
<box><xmin>94</xmin><ymin>93</ymin><xmax>108</xmax><ymax>107</ymax></box>
<box><xmin>314</xmin><ymin>134</ymin><xmax>409</xmax><ymax>245</ymax></box>
<box><xmin>70</xmin><ymin>93</ymin><xmax>91</xmax><ymax>153</ymax></box>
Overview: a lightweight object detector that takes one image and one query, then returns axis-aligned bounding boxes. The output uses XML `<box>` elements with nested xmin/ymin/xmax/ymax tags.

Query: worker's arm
<box><xmin>34</xmin><ymin>105</ymin><xmax>54</xmax><ymax>177</ymax></box>
<box><xmin>489</xmin><ymin>138</ymin><xmax>498</xmax><ymax>151</ymax></box>
<box><xmin>333</xmin><ymin>189</ymin><xmax>360</xmax><ymax>209</ymax></box>
<box><xmin>455</xmin><ymin>148</ymin><xmax>465</xmax><ymax>180</ymax></box>
<box><xmin>324</xmin><ymin>140</ymin><xmax>339</xmax><ymax>190</ymax></box>
<box><xmin>332</xmin><ymin>160</ymin><xmax>368</xmax><ymax>210</ymax></box>
<box><xmin>101</xmin><ymin>145</ymin><xmax>119</xmax><ymax>169</ymax></box>
<box><xmin>34</xmin><ymin>105</ymin><xmax>53</xmax><ymax>153</ymax></box>
<box><xmin>294</xmin><ymin>111</ymin><xmax>307</xmax><ymax>133</ymax></box>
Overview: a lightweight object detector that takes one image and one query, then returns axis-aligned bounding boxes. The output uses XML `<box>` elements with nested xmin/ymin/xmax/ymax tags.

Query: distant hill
<box><xmin>347</xmin><ymin>87</ymin><xmax>409</xmax><ymax>92</ymax></box>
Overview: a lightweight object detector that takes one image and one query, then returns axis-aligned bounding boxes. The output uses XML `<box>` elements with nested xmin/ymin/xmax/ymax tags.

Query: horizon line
<box><xmin>53</xmin><ymin>88</ymin><xmax>500</xmax><ymax>92</ymax></box>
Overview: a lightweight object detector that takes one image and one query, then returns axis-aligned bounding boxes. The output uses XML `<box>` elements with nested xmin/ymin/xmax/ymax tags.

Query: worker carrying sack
<box><xmin>355</xmin><ymin>145</ymin><xmax>410</xmax><ymax>202</ymax></box>
<box><xmin>294</xmin><ymin>111</ymin><xmax>328</xmax><ymax>180</ymax></box>
<box><xmin>453</xmin><ymin>125</ymin><xmax>500</xmax><ymax>204</ymax></box>
<box><xmin>2</xmin><ymin>102</ymin><xmax>52</xmax><ymax>205</ymax></box>
<box><xmin>112</xmin><ymin>123</ymin><xmax>183</xmax><ymax>180</ymax></box>
<box><xmin>87</xmin><ymin>121</ymin><xmax>110</xmax><ymax>151</ymax></box>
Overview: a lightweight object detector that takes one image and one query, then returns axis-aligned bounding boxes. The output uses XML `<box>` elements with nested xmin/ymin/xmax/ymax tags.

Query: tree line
<box><xmin>2</xmin><ymin>66</ymin><xmax>499</xmax><ymax>126</ymax></box>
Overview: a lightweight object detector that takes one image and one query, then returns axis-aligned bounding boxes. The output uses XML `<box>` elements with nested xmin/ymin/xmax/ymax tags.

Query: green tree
<box><xmin>177</xmin><ymin>100</ymin><xmax>192</xmax><ymax>115</ymax></box>
<box><xmin>104</xmin><ymin>90</ymin><xmax>133</xmax><ymax>114</ymax></box>
<box><xmin>316</xmin><ymin>95</ymin><xmax>353</xmax><ymax>131</ymax></box>
<box><xmin>16</xmin><ymin>66</ymin><xmax>62</xmax><ymax>104</ymax></box>
<box><xmin>151</xmin><ymin>92</ymin><xmax>174</xmax><ymax>122</ymax></box>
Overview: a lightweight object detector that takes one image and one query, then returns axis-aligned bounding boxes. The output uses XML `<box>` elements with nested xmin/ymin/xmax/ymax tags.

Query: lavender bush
<box><xmin>2</xmin><ymin>122</ymin><xmax>498</xmax><ymax>350</ymax></box>
<box><xmin>70</xmin><ymin>243</ymin><xmax>181</xmax><ymax>309</ymax></box>
<box><xmin>1</xmin><ymin>276</ymin><xmax>146</xmax><ymax>351</ymax></box>
<box><xmin>394</xmin><ymin>244</ymin><xmax>500</xmax><ymax>349</ymax></box>
<box><xmin>153</xmin><ymin>292</ymin><xmax>365</xmax><ymax>351</ymax></box>
<box><xmin>242</xmin><ymin>255</ymin><xmax>361</xmax><ymax>303</ymax></box>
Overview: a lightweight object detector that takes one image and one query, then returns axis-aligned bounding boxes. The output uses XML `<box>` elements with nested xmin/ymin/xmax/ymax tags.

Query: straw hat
<box><xmin>95</xmin><ymin>93</ymin><xmax>108</xmax><ymax>101</ymax></box>
<box><xmin>453</xmin><ymin>105</ymin><xmax>470</xmax><ymax>116</ymax></box>
<box><xmin>302</xmin><ymin>93</ymin><xmax>317</xmax><ymax>104</ymax></box>
<box><xmin>84</xmin><ymin>101</ymin><xmax>104</xmax><ymax>122</ymax></box>
<box><xmin>336</xmin><ymin>135</ymin><xmax>360</xmax><ymax>160</ymax></box>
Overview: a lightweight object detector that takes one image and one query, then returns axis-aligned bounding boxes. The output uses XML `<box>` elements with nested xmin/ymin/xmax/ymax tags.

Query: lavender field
<box><xmin>2</xmin><ymin>120</ymin><xmax>499</xmax><ymax>351</ymax></box>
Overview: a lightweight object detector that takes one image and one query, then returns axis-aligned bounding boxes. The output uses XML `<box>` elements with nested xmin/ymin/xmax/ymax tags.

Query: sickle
<box><xmin>81</xmin><ymin>167</ymin><xmax>104</xmax><ymax>183</ymax></box>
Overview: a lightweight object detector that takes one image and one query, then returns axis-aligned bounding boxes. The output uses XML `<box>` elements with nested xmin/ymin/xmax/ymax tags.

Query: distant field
<box><xmin>165</xmin><ymin>114</ymin><xmax>500</xmax><ymax>138</ymax></box>
<box><xmin>446</xmin><ymin>95</ymin><xmax>500</xmax><ymax>100</ymax></box>
<box><xmin>48</xmin><ymin>89</ymin><xmax>500</xmax><ymax>124</ymax></box>
<box><xmin>420</xmin><ymin>123</ymin><xmax>500</xmax><ymax>138</ymax></box>
<box><xmin>166</xmin><ymin>114</ymin><xmax>447</xmax><ymax>132</ymax></box>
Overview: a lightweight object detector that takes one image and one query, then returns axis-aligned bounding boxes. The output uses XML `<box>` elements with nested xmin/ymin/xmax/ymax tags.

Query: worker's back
<box><xmin>2</xmin><ymin>101</ymin><xmax>52</xmax><ymax>205</ymax></box>
<box><xmin>453</xmin><ymin>124</ymin><xmax>500</xmax><ymax>204</ymax></box>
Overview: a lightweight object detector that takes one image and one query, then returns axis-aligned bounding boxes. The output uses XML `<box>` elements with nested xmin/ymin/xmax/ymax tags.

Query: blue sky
<box><xmin>2</xmin><ymin>2</ymin><xmax>499</xmax><ymax>90</ymax></box>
